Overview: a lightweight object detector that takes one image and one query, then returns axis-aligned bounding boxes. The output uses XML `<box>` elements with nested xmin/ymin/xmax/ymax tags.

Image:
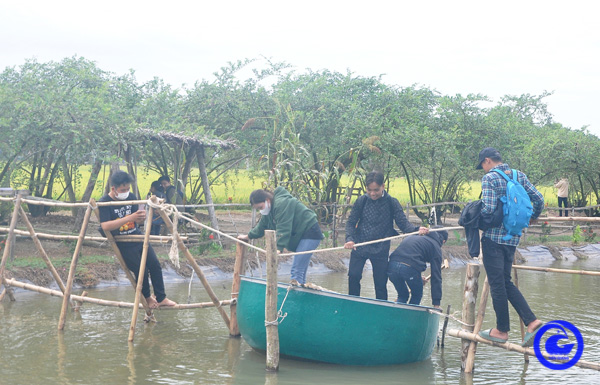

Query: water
<box><xmin>1</xmin><ymin>259</ymin><xmax>600</xmax><ymax>385</ymax></box>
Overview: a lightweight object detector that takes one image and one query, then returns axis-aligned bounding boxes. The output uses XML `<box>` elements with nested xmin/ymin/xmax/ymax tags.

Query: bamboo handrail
<box><xmin>512</xmin><ymin>265</ymin><xmax>600</xmax><ymax>276</ymax></box>
<box><xmin>0</xmin><ymin>227</ymin><xmax>184</xmax><ymax>243</ymax></box>
<box><xmin>4</xmin><ymin>278</ymin><xmax>232</xmax><ymax>309</ymax></box>
<box><xmin>448</xmin><ymin>328</ymin><xmax>600</xmax><ymax>371</ymax></box>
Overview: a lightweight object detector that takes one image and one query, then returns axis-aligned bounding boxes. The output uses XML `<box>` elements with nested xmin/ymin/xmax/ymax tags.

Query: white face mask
<box><xmin>260</xmin><ymin>200</ymin><xmax>271</xmax><ymax>216</ymax></box>
<box><xmin>115</xmin><ymin>191</ymin><xmax>130</xmax><ymax>201</ymax></box>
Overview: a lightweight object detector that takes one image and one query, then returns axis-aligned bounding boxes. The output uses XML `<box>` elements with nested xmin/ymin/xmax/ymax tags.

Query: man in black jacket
<box><xmin>344</xmin><ymin>171</ymin><xmax>428</xmax><ymax>300</ymax></box>
<box><xmin>387</xmin><ymin>228</ymin><xmax>448</xmax><ymax>308</ymax></box>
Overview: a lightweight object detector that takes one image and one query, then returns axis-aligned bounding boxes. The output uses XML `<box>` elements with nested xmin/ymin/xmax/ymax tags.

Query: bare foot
<box><xmin>146</xmin><ymin>296</ymin><xmax>159</xmax><ymax>309</ymax></box>
<box><xmin>158</xmin><ymin>298</ymin><xmax>177</xmax><ymax>307</ymax></box>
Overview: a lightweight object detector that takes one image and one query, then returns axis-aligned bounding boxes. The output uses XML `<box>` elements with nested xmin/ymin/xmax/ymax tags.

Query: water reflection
<box><xmin>1</xmin><ymin>260</ymin><xmax>599</xmax><ymax>384</ymax></box>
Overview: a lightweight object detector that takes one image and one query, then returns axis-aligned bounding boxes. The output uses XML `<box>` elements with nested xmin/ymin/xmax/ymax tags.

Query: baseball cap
<box><xmin>476</xmin><ymin>147</ymin><xmax>501</xmax><ymax>169</ymax></box>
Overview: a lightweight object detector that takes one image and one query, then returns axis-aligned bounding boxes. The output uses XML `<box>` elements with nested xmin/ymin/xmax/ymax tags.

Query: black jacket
<box><xmin>389</xmin><ymin>232</ymin><xmax>446</xmax><ymax>305</ymax></box>
<box><xmin>459</xmin><ymin>200</ymin><xmax>503</xmax><ymax>257</ymax></box>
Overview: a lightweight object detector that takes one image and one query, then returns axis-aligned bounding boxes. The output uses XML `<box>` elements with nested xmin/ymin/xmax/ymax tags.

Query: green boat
<box><xmin>237</xmin><ymin>276</ymin><xmax>441</xmax><ymax>366</ymax></box>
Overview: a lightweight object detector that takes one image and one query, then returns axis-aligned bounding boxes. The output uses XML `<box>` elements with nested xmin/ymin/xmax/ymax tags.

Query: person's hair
<box><xmin>429</xmin><ymin>225</ymin><xmax>448</xmax><ymax>243</ymax></box>
<box><xmin>365</xmin><ymin>171</ymin><xmax>384</xmax><ymax>187</ymax></box>
<box><xmin>249</xmin><ymin>189</ymin><xmax>274</xmax><ymax>205</ymax></box>
<box><xmin>110</xmin><ymin>171</ymin><xmax>133</xmax><ymax>188</ymax></box>
<box><xmin>489</xmin><ymin>153</ymin><xmax>502</xmax><ymax>163</ymax></box>
<box><xmin>158</xmin><ymin>175</ymin><xmax>171</xmax><ymax>183</ymax></box>
<box><xmin>151</xmin><ymin>181</ymin><xmax>162</xmax><ymax>191</ymax></box>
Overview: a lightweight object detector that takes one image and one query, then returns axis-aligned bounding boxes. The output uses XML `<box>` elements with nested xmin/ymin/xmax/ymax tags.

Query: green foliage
<box><xmin>540</xmin><ymin>221</ymin><xmax>552</xmax><ymax>243</ymax></box>
<box><xmin>572</xmin><ymin>225</ymin><xmax>583</xmax><ymax>245</ymax></box>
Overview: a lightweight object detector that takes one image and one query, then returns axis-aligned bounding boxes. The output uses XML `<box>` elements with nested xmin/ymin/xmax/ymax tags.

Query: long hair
<box><xmin>249</xmin><ymin>189</ymin><xmax>274</xmax><ymax>205</ymax></box>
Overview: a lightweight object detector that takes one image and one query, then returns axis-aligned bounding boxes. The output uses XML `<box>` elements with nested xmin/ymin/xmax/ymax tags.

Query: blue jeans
<box><xmin>387</xmin><ymin>261</ymin><xmax>423</xmax><ymax>305</ymax></box>
<box><xmin>290</xmin><ymin>238</ymin><xmax>321</xmax><ymax>284</ymax></box>
<box><xmin>481</xmin><ymin>236</ymin><xmax>536</xmax><ymax>332</ymax></box>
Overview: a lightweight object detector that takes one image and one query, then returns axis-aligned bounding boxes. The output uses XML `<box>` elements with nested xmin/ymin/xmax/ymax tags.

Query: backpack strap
<box><xmin>492</xmin><ymin>168</ymin><xmax>512</xmax><ymax>183</ymax></box>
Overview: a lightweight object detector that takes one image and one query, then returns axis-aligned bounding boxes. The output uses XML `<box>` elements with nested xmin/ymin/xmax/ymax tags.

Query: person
<box><xmin>387</xmin><ymin>227</ymin><xmax>448</xmax><ymax>308</ymax></box>
<box><xmin>158</xmin><ymin>175</ymin><xmax>183</xmax><ymax>205</ymax></box>
<box><xmin>147</xmin><ymin>180</ymin><xmax>166</xmax><ymax>235</ymax></box>
<box><xmin>554</xmin><ymin>177</ymin><xmax>569</xmax><ymax>217</ymax></box>
<box><xmin>344</xmin><ymin>171</ymin><xmax>429</xmax><ymax>301</ymax></box>
<box><xmin>99</xmin><ymin>171</ymin><xmax>177</xmax><ymax>308</ymax></box>
<box><xmin>237</xmin><ymin>187</ymin><xmax>323</xmax><ymax>285</ymax></box>
<box><xmin>475</xmin><ymin>147</ymin><xmax>543</xmax><ymax>346</ymax></box>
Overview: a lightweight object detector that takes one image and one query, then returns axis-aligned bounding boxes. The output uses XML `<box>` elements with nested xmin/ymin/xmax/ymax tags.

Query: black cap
<box><xmin>476</xmin><ymin>147</ymin><xmax>501</xmax><ymax>169</ymax></box>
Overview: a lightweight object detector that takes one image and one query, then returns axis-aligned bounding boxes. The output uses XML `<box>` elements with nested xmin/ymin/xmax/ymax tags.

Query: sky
<box><xmin>1</xmin><ymin>0</ymin><xmax>599</xmax><ymax>135</ymax></box>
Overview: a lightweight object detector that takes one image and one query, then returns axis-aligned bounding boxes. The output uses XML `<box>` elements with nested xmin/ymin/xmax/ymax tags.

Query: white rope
<box><xmin>430</xmin><ymin>309</ymin><xmax>475</xmax><ymax>327</ymax></box>
<box><xmin>264</xmin><ymin>284</ymin><xmax>293</xmax><ymax>326</ymax></box>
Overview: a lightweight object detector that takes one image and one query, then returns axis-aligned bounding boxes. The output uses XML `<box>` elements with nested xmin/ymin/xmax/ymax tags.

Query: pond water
<box><xmin>1</xmin><ymin>257</ymin><xmax>599</xmax><ymax>385</ymax></box>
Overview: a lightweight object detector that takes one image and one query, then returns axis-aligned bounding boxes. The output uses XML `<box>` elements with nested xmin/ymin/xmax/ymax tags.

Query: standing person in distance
<box><xmin>344</xmin><ymin>171</ymin><xmax>429</xmax><ymax>301</ymax></box>
<box><xmin>554</xmin><ymin>177</ymin><xmax>569</xmax><ymax>217</ymax></box>
<box><xmin>237</xmin><ymin>187</ymin><xmax>323</xmax><ymax>285</ymax></box>
<box><xmin>475</xmin><ymin>148</ymin><xmax>543</xmax><ymax>346</ymax></box>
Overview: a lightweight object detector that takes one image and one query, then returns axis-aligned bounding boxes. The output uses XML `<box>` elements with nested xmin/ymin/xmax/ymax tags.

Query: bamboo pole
<box><xmin>512</xmin><ymin>265</ymin><xmax>600</xmax><ymax>276</ymax></box>
<box><xmin>0</xmin><ymin>194</ymin><xmax>22</xmax><ymax>302</ymax></box>
<box><xmin>230</xmin><ymin>242</ymin><xmax>247</xmax><ymax>337</ymax></box>
<box><xmin>5</xmin><ymin>278</ymin><xmax>232</xmax><ymax>309</ymax></box>
<box><xmin>461</xmin><ymin>263</ymin><xmax>480</xmax><ymax>370</ymax></box>
<box><xmin>447</xmin><ymin>328</ymin><xmax>600</xmax><ymax>371</ymax></box>
<box><xmin>265</xmin><ymin>230</ymin><xmax>279</xmax><ymax>372</ymax></box>
<box><xmin>18</xmin><ymin>206</ymin><xmax>66</xmax><ymax>293</ymax></box>
<box><xmin>440</xmin><ymin>304</ymin><xmax>451</xmax><ymax>348</ymax></box>
<box><xmin>513</xmin><ymin>266</ymin><xmax>529</xmax><ymax>363</ymax></box>
<box><xmin>128</xmin><ymin>204</ymin><xmax>154</xmax><ymax>342</ymax></box>
<box><xmin>90</xmin><ymin>202</ymin><xmax>152</xmax><ymax>314</ymax></box>
<box><xmin>464</xmin><ymin>276</ymin><xmax>490</xmax><ymax>373</ymax></box>
<box><xmin>58</xmin><ymin>199</ymin><xmax>93</xmax><ymax>330</ymax></box>
<box><xmin>0</xmin><ymin>227</ymin><xmax>183</xmax><ymax>243</ymax></box>
<box><xmin>544</xmin><ymin>216</ymin><xmax>600</xmax><ymax>222</ymax></box>
<box><xmin>156</xmin><ymin>199</ymin><xmax>231</xmax><ymax>329</ymax></box>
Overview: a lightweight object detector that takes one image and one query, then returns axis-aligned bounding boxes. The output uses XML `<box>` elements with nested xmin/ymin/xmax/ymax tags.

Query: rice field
<box><xmin>12</xmin><ymin>165</ymin><xmax>558</xmax><ymax>206</ymax></box>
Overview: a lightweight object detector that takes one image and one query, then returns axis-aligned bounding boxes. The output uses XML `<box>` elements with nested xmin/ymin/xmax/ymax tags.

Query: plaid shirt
<box><xmin>481</xmin><ymin>163</ymin><xmax>544</xmax><ymax>246</ymax></box>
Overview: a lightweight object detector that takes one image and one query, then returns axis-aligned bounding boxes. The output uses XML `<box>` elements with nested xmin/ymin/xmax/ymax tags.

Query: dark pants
<box><xmin>558</xmin><ymin>196</ymin><xmax>568</xmax><ymax>217</ymax></box>
<box><xmin>150</xmin><ymin>216</ymin><xmax>164</xmax><ymax>235</ymax></box>
<box><xmin>348</xmin><ymin>251</ymin><xmax>389</xmax><ymax>300</ymax></box>
<box><xmin>387</xmin><ymin>261</ymin><xmax>423</xmax><ymax>305</ymax></box>
<box><xmin>481</xmin><ymin>237</ymin><xmax>536</xmax><ymax>332</ymax></box>
<box><xmin>119</xmin><ymin>243</ymin><xmax>167</xmax><ymax>302</ymax></box>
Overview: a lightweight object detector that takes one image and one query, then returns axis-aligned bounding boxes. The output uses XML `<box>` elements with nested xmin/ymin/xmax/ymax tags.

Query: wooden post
<box><xmin>265</xmin><ymin>230</ymin><xmax>279</xmax><ymax>372</ymax></box>
<box><xmin>332</xmin><ymin>203</ymin><xmax>337</xmax><ymax>248</ymax></box>
<box><xmin>461</xmin><ymin>263</ymin><xmax>480</xmax><ymax>370</ymax></box>
<box><xmin>196</xmin><ymin>145</ymin><xmax>220</xmax><ymax>236</ymax></box>
<box><xmin>157</xmin><ymin>203</ymin><xmax>231</xmax><ymax>329</ymax></box>
<box><xmin>230</xmin><ymin>242</ymin><xmax>247</xmax><ymax>336</ymax></box>
<box><xmin>58</xmin><ymin>199</ymin><xmax>93</xmax><ymax>330</ymax></box>
<box><xmin>128</xmin><ymin>204</ymin><xmax>154</xmax><ymax>342</ymax></box>
<box><xmin>464</xmin><ymin>276</ymin><xmax>490</xmax><ymax>373</ymax></box>
<box><xmin>513</xmin><ymin>266</ymin><xmax>529</xmax><ymax>363</ymax></box>
<box><xmin>440</xmin><ymin>304</ymin><xmax>451</xmax><ymax>348</ymax></box>
<box><xmin>19</xmin><ymin>206</ymin><xmax>66</xmax><ymax>293</ymax></box>
<box><xmin>0</xmin><ymin>194</ymin><xmax>22</xmax><ymax>302</ymax></box>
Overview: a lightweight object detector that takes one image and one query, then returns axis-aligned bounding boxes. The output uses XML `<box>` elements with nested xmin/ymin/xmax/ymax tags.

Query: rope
<box><xmin>430</xmin><ymin>309</ymin><xmax>475</xmax><ymax>327</ymax></box>
<box><xmin>264</xmin><ymin>284</ymin><xmax>293</xmax><ymax>326</ymax></box>
<box><xmin>278</xmin><ymin>226</ymin><xmax>463</xmax><ymax>257</ymax></box>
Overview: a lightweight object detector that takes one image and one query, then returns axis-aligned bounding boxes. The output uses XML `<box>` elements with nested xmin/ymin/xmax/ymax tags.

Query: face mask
<box><xmin>115</xmin><ymin>191</ymin><xmax>130</xmax><ymax>200</ymax></box>
<box><xmin>260</xmin><ymin>200</ymin><xmax>271</xmax><ymax>215</ymax></box>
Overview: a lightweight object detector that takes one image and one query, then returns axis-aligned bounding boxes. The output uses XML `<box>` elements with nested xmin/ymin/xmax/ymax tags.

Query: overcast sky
<box><xmin>2</xmin><ymin>0</ymin><xmax>598</xmax><ymax>135</ymax></box>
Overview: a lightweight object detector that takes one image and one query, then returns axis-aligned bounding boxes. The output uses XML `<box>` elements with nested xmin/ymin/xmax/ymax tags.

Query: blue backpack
<box><xmin>492</xmin><ymin>168</ymin><xmax>533</xmax><ymax>240</ymax></box>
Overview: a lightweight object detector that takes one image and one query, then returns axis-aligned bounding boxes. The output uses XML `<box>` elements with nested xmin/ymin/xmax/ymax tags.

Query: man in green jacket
<box><xmin>238</xmin><ymin>187</ymin><xmax>323</xmax><ymax>285</ymax></box>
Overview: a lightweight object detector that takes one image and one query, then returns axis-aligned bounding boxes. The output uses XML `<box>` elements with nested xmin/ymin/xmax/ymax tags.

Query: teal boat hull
<box><xmin>237</xmin><ymin>276</ymin><xmax>441</xmax><ymax>366</ymax></box>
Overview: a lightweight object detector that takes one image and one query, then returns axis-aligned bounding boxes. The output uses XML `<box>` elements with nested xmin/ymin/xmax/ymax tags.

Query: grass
<box><xmin>6</xmin><ymin>254</ymin><xmax>115</xmax><ymax>269</ymax></box>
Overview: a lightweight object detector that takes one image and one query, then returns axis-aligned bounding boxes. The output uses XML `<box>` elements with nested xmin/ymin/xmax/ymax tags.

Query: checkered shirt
<box><xmin>481</xmin><ymin>163</ymin><xmax>544</xmax><ymax>246</ymax></box>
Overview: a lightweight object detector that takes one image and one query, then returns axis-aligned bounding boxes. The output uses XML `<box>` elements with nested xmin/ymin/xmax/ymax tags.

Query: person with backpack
<box><xmin>344</xmin><ymin>171</ymin><xmax>429</xmax><ymax>301</ymax></box>
<box><xmin>475</xmin><ymin>147</ymin><xmax>544</xmax><ymax>346</ymax></box>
